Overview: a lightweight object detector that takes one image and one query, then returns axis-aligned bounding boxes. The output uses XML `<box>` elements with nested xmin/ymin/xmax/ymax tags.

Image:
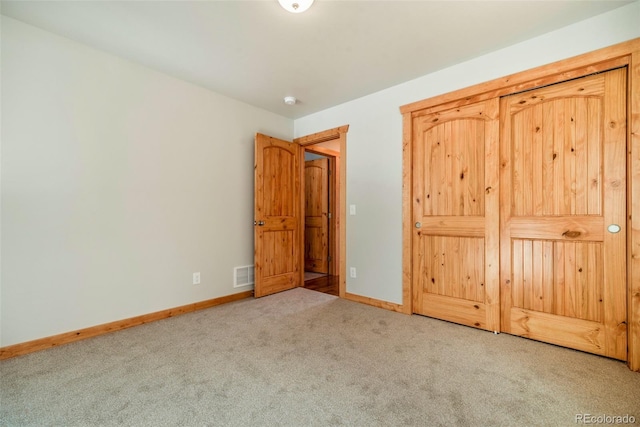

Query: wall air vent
<box><xmin>234</xmin><ymin>265</ymin><xmax>255</xmax><ymax>288</ymax></box>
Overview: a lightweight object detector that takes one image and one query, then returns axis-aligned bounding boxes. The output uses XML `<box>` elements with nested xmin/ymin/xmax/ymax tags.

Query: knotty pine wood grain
<box><xmin>254</xmin><ymin>134</ymin><xmax>302</xmax><ymax>297</ymax></box>
<box><xmin>510</xmin><ymin>308</ymin><xmax>608</xmax><ymax>358</ymax></box>
<box><xmin>400</xmin><ymin>44</ymin><xmax>634</xmax><ymax>115</ymax></box>
<box><xmin>412</xmin><ymin>98</ymin><xmax>500</xmax><ymax>332</ymax></box>
<box><xmin>628</xmin><ymin>46</ymin><xmax>640</xmax><ymax>372</ymax></box>
<box><xmin>501</xmin><ymin>69</ymin><xmax>626</xmax><ymax>361</ymax></box>
<box><xmin>602</xmin><ymin>68</ymin><xmax>628</xmax><ymax>361</ymax></box>
<box><xmin>404</xmin><ymin>38</ymin><xmax>640</xmax><ymax>370</ymax></box>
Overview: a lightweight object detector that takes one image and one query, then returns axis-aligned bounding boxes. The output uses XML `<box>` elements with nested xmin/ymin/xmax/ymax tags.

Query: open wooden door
<box><xmin>500</xmin><ymin>69</ymin><xmax>627</xmax><ymax>360</ymax></box>
<box><xmin>412</xmin><ymin>98</ymin><xmax>500</xmax><ymax>332</ymax></box>
<box><xmin>304</xmin><ymin>158</ymin><xmax>329</xmax><ymax>273</ymax></box>
<box><xmin>254</xmin><ymin>133</ymin><xmax>303</xmax><ymax>297</ymax></box>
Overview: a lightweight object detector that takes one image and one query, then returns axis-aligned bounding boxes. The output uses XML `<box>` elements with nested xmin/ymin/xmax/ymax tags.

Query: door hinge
<box><xmin>328</xmin><ymin>213</ymin><xmax>332</xmax><ymax>219</ymax></box>
<box><xmin>328</xmin><ymin>255</ymin><xmax>332</xmax><ymax>262</ymax></box>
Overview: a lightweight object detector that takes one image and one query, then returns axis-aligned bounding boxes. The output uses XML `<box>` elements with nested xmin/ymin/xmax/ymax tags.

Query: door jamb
<box><xmin>304</xmin><ymin>148</ymin><xmax>338</xmax><ymax>277</ymax></box>
<box><xmin>294</xmin><ymin>125</ymin><xmax>349</xmax><ymax>297</ymax></box>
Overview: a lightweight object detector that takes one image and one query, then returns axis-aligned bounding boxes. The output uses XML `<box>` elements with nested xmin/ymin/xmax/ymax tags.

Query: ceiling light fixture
<box><xmin>278</xmin><ymin>0</ymin><xmax>314</xmax><ymax>14</ymax></box>
<box><xmin>284</xmin><ymin>96</ymin><xmax>297</xmax><ymax>105</ymax></box>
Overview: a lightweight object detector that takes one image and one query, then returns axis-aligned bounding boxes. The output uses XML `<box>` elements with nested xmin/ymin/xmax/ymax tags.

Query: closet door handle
<box><xmin>607</xmin><ymin>224</ymin><xmax>621</xmax><ymax>234</ymax></box>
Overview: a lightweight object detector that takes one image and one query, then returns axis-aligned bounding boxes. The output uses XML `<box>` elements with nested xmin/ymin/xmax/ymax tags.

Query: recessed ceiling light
<box><xmin>284</xmin><ymin>96</ymin><xmax>297</xmax><ymax>105</ymax></box>
<box><xmin>278</xmin><ymin>0</ymin><xmax>314</xmax><ymax>14</ymax></box>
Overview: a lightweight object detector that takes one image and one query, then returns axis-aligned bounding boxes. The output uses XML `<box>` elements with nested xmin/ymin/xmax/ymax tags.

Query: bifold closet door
<box><xmin>500</xmin><ymin>68</ymin><xmax>627</xmax><ymax>360</ymax></box>
<box><xmin>412</xmin><ymin>98</ymin><xmax>500</xmax><ymax>332</ymax></box>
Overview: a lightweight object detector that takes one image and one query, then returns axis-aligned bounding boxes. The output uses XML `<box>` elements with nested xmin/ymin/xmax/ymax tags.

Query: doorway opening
<box><xmin>303</xmin><ymin>150</ymin><xmax>336</xmax><ymax>295</ymax></box>
<box><xmin>294</xmin><ymin>126</ymin><xmax>348</xmax><ymax>297</ymax></box>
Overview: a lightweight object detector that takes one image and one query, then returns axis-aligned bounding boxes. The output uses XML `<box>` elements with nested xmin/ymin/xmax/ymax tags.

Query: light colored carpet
<box><xmin>1</xmin><ymin>288</ymin><xmax>639</xmax><ymax>426</ymax></box>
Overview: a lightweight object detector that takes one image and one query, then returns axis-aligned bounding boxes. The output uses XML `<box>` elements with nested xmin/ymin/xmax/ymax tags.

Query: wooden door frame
<box><xmin>400</xmin><ymin>38</ymin><xmax>640</xmax><ymax>371</ymax></box>
<box><xmin>294</xmin><ymin>125</ymin><xmax>349</xmax><ymax>297</ymax></box>
<box><xmin>304</xmin><ymin>150</ymin><xmax>337</xmax><ymax>276</ymax></box>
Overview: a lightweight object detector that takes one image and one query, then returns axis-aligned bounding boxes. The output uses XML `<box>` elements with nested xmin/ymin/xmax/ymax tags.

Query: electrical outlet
<box><xmin>349</xmin><ymin>204</ymin><xmax>356</xmax><ymax>215</ymax></box>
<box><xmin>350</xmin><ymin>267</ymin><xmax>357</xmax><ymax>278</ymax></box>
<box><xmin>193</xmin><ymin>272</ymin><xmax>201</xmax><ymax>285</ymax></box>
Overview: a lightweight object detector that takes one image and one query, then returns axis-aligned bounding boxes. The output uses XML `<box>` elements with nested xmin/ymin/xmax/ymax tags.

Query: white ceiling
<box><xmin>1</xmin><ymin>0</ymin><xmax>633</xmax><ymax>119</ymax></box>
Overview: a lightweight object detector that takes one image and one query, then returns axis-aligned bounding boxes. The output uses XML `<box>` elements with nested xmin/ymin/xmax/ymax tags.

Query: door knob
<box><xmin>257</xmin><ymin>221</ymin><xmax>265</xmax><ymax>226</ymax></box>
<box><xmin>415</xmin><ymin>222</ymin><xmax>421</xmax><ymax>228</ymax></box>
<box><xmin>607</xmin><ymin>224</ymin><xmax>621</xmax><ymax>234</ymax></box>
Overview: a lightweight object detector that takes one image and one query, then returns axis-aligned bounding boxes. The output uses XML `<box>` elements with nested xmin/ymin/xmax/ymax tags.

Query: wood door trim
<box><xmin>629</xmin><ymin>48</ymin><xmax>640</xmax><ymax>373</ymax></box>
<box><xmin>305</xmin><ymin>143</ymin><xmax>340</xmax><ymax>275</ymax></box>
<box><xmin>401</xmin><ymin>38</ymin><xmax>640</xmax><ymax>371</ymax></box>
<box><xmin>400</xmin><ymin>40</ymin><xmax>638</xmax><ymax>114</ymax></box>
<box><xmin>407</xmin><ymin>57</ymin><xmax>629</xmax><ymax>119</ymax></box>
<box><xmin>402</xmin><ymin>113</ymin><xmax>413</xmax><ymax>314</ymax></box>
<box><xmin>294</xmin><ymin>125</ymin><xmax>349</xmax><ymax>146</ymax></box>
<box><xmin>305</xmin><ymin>146</ymin><xmax>339</xmax><ymax>158</ymax></box>
<box><xmin>296</xmin><ymin>125</ymin><xmax>348</xmax><ymax>297</ymax></box>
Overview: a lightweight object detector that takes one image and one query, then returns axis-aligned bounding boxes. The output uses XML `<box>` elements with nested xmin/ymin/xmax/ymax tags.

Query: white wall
<box><xmin>294</xmin><ymin>2</ymin><xmax>640</xmax><ymax>304</ymax></box>
<box><xmin>2</xmin><ymin>3</ymin><xmax>639</xmax><ymax>348</ymax></box>
<box><xmin>0</xmin><ymin>17</ymin><xmax>293</xmax><ymax>346</ymax></box>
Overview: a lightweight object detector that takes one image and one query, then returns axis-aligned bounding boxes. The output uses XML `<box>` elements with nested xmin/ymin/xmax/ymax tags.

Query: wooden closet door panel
<box><xmin>412</xmin><ymin>98</ymin><xmax>500</xmax><ymax>332</ymax></box>
<box><xmin>500</xmin><ymin>69</ymin><xmax>627</xmax><ymax>360</ymax></box>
